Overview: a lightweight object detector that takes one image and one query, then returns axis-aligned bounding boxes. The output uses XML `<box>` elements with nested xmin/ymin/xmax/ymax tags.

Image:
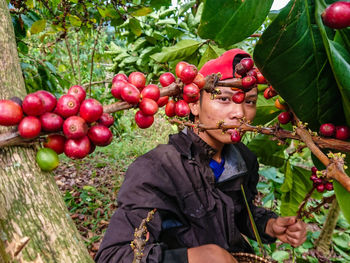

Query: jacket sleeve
<box><xmin>95</xmin><ymin>151</ymin><xmax>189</xmax><ymax>263</ymax></box>
<box><xmin>236</xmin><ymin>152</ymin><xmax>278</xmax><ymax>244</ymax></box>
<box><xmin>95</xmin><ymin>207</ymin><xmax>188</xmax><ymax>263</ymax></box>
<box><xmin>95</xmin><ymin>207</ymin><xmax>163</xmax><ymax>263</ymax></box>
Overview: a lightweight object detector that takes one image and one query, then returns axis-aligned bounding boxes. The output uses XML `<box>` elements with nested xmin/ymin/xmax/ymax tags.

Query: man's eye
<box><xmin>246</xmin><ymin>100</ymin><xmax>257</xmax><ymax>105</ymax></box>
<box><xmin>218</xmin><ymin>97</ymin><xmax>230</xmax><ymax>102</ymax></box>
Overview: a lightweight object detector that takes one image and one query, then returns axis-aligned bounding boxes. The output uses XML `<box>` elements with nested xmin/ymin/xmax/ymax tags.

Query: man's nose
<box><xmin>228</xmin><ymin>102</ymin><xmax>244</xmax><ymax>119</ymax></box>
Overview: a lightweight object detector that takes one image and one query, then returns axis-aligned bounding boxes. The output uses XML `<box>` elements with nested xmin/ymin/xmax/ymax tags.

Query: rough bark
<box><xmin>0</xmin><ymin>1</ymin><xmax>93</xmax><ymax>262</ymax></box>
<box><xmin>314</xmin><ymin>198</ymin><xmax>340</xmax><ymax>256</ymax></box>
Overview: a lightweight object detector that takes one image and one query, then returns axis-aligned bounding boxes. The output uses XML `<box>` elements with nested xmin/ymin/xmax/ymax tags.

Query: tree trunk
<box><xmin>314</xmin><ymin>198</ymin><xmax>340</xmax><ymax>256</ymax></box>
<box><xmin>0</xmin><ymin>1</ymin><xmax>93</xmax><ymax>262</ymax></box>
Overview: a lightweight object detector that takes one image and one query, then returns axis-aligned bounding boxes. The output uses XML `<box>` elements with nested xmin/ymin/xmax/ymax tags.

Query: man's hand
<box><xmin>188</xmin><ymin>244</ymin><xmax>238</xmax><ymax>263</ymax></box>
<box><xmin>265</xmin><ymin>216</ymin><xmax>307</xmax><ymax>247</ymax></box>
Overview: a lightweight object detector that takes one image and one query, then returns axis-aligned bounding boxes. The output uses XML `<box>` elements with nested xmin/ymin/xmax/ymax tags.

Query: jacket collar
<box><xmin>169</xmin><ymin>128</ymin><xmax>217</xmax><ymax>160</ymax></box>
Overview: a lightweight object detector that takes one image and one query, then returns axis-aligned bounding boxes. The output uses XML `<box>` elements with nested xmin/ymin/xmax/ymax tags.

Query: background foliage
<box><xmin>6</xmin><ymin>0</ymin><xmax>350</xmax><ymax>261</ymax></box>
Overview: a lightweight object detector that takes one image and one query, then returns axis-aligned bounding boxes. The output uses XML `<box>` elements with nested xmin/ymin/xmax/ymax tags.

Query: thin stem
<box><xmin>82</xmin><ymin>79</ymin><xmax>113</xmax><ymax>88</ymax></box>
<box><xmin>65</xmin><ymin>35</ymin><xmax>77</xmax><ymax>84</ymax></box>
<box><xmin>296</xmin><ymin>187</ymin><xmax>315</xmax><ymax>219</ymax></box>
<box><xmin>87</xmin><ymin>19</ymin><xmax>104</xmax><ymax>97</ymax></box>
<box><xmin>76</xmin><ymin>33</ymin><xmax>81</xmax><ymax>85</ymax></box>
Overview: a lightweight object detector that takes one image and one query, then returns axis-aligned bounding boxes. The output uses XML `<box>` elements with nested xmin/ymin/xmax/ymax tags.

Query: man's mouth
<box><xmin>225</xmin><ymin>129</ymin><xmax>236</xmax><ymax>135</ymax></box>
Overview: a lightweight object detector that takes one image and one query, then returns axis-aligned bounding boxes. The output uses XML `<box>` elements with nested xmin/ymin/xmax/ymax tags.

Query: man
<box><xmin>95</xmin><ymin>49</ymin><xmax>307</xmax><ymax>263</ymax></box>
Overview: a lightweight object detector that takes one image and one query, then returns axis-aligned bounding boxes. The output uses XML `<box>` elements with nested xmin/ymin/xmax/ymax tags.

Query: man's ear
<box><xmin>189</xmin><ymin>100</ymin><xmax>200</xmax><ymax>117</ymax></box>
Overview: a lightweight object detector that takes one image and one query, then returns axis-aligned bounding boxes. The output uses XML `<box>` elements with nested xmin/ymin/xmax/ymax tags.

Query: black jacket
<box><xmin>95</xmin><ymin>129</ymin><xmax>277</xmax><ymax>263</ymax></box>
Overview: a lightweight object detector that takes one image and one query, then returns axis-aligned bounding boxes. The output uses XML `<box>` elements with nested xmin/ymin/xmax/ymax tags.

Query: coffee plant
<box><xmin>1</xmin><ymin>0</ymin><xmax>350</xmax><ymax>262</ymax></box>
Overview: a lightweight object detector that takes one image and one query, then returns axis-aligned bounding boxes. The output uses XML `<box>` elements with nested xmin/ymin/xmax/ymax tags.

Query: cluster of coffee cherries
<box><xmin>111</xmin><ymin>72</ymin><xmax>167</xmax><ymax>129</ymax></box>
<box><xmin>224</xmin><ymin>58</ymin><xmax>268</xmax><ymax>143</ymax></box>
<box><xmin>319</xmin><ymin>123</ymin><xmax>350</xmax><ymax>141</ymax></box>
<box><xmin>110</xmin><ymin>62</ymin><xmax>205</xmax><ymax>128</ymax></box>
<box><xmin>0</xmin><ymin>87</ymin><xmax>114</xmax><ymax>161</ymax></box>
<box><xmin>163</xmin><ymin>61</ymin><xmax>205</xmax><ymax>118</ymax></box>
<box><xmin>232</xmin><ymin>58</ymin><xmax>267</xmax><ymax>104</ymax></box>
<box><xmin>310</xmin><ymin>166</ymin><xmax>333</xmax><ymax>193</ymax></box>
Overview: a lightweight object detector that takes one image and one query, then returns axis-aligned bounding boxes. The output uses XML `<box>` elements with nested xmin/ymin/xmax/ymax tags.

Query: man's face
<box><xmin>189</xmin><ymin>86</ymin><xmax>258</xmax><ymax>149</ymax></box>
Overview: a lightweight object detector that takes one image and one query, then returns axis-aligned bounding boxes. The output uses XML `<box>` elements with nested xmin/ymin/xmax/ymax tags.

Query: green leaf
<box><xmin>198</xmin><ymin>44</ymin><xmax>220</xmax><ymax>69</ymax></box>
<box><xmin>131</xmin><ymin>7</ymin><xmax>153</xmax><ymax>16</ymax></box>
<box><xmin>157</xmin><ymin>18</ymin><xmax>177</xmax><ymax>25</ymax></box>
<box><xmin>253</xmin><ymin>93</ymin><xmax>280</xmax><ymax>125</ymax></box>
<box><xmin>253</xmin><ymin>0</ymin><xmax>346</xmax><ymax>131</ymax></box>
<box><xmin>49</xmin><ymin>0</ymin><xmax>60</xmax><ymax>12</ymax></box>
<box><xmin>262</xmin><ymin>192</ymin><xmax>275</xmax><ymax>205</ymax></box>
<box><xmin>272</xmin><ymin>251</ymin><xmax>289</xmax><ymax>261</ymax></box>
<box><xmin>315</xmin><ymin>0</ymin><xmax>350</xmax><ymax>125</ymax></box>
<box><xmin>198</xmin><ymin>0</ymin><xmax>273</xmax><ymax>47</ymax></box>
<box><xmin>145</xmin><ymin>35</ymin><xmax>157</xmax><ymax>45</ymax></box>
<box><xmin>280</xmin><ymin>164</ymin><xmax>321</xmax><ymax>216</ymax></box>
<box><xmin>25</xmin><ymin>0</ymin><xmax>34</xmax><ymax>9</ymax></box>
<box><xmin>280</xmin><ymin>161</ymin><xmax>293</xmax><ymax>193</ymax></box>
<box><xmin>18</xmin><ymin>41</ymin><xmax>28</xmax><ymax>54</ymax></box>
<box><xmin>335</xmin><ymin>180</ymin><xmax>350</xmax><ymax>225</ymax></box>
<box><xmin>193</xmin><ymin>3</ymin><xmax>204</xmax><ymax>26</ymax></box>
<box><xmin>333</xmin><ymin>233</ymin><xmax>350</xmax><ymax>251</ymax></box>
<box><xmin>97</xmin><ymin>7</ymin><xmax>108</xmax><ymax>18</ymax></box>
<box><xmin>44</xmin><ymin>62</ymin><xmax>57</xmax><ymax>74</ymax></box>
<box><xmin>129</xmin><ymin>18</ymin><xmax>142</xmax><ymax>36</ymax></box>
<box><xmin>333</xmin><ymin>245</ymin><xmax>350</xmax><ymax>260</ymax></box>
<box><xmin>12</xmin><ymin>16</ymin><xmax>26</xmax><ymax>39</ymax></box>
<box><xmin>334</xmin><ymin>155</ymin><xmax>350</xmax><ymax>224</ymax></box>
<box><xmin>68</xmin><ymin>15</ymin><xmax>82</xmax><ymax>27</ymax></box>
<box><xmin>20</xmin><ymin>13</ymin><xmax>35</xmax><ymax>29</ymax></box>
<box><xmin>132</xmin><ymin>38</ymin><xmax>147</xmax><ymax>51</ymax></box>
<box><xmin>150</xmin><ymin>39</ymin><xmax>202</xmax><ymax>62</ymax></box>
<box><xmin>111</xmin><ymin>17</ymin><xmax>125</xmax><ymax>27</ymax></box>
<box><xmin>30</xmin><ymin>19</ymin><xmax>46</xmax><ymax>34</ymax></box>
<box><xmin>179</xmin><ymin>0</ymin><xmax>196</xmax><ymax>16</ymax></box>
<box><xmin>148</xmin><ymin>0</ymin><xmax>171</xmax><ymax>9</ymax></box>
<box><xmin>260</xmin><ymin>167</ymin><xmax>284</xmax><ymax>184</ymax></box>
<box><xmin>151</xmin><ymin>32</ymin><xmax>164</xmax><ymax>40</ymax></box>
<box><xmin>58</xmin><ymin>64</ymin><xmax>67</xmax><ymax>73</ymax></box>
<box><xmin>159</xmin><ymin>8</ymin><xmax>175</xmax><ymax>19</ymax></box>
<box><xmin>165</xmin><ymin>25</ymin><xmax>183</xmax><ymax>39</ymax></box>
<box><xmin>123</xmin><ymin>56</ymin><xmax>138</xmax><ymax>64</ymax></box>
<box><xmin>83</xmin><ymin>185</ymin><xmax>98</xmax><ymax>194</ymax></box>
<box><xmin>247</xmin><ymin>134</ymin><xmax>287</xmax><ymax>168</ymax></box>
<box><xmin>337</xmin><ymin>29</ymin><xmax>350</xmax><ymax>53</ymax></box>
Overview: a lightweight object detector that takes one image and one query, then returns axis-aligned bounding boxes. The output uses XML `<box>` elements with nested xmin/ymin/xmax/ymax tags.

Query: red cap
<box><xmin>199</xmin><ymin>49</ymin><xmax>250</xmax><ymax>80</ymax></box>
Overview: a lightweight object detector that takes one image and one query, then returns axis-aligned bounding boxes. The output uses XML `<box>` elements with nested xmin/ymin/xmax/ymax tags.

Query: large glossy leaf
<box><xmin>150</xmin><ymin>39</ymin><xmax>203</xmax><ymax>62</ymax></box>
<box><xmin>338</xmin><ymin>29</ymin><xmax>350</xmax><ymax>53</ymax></box>
<box><xmin>247</xmin><ymin>134</ymin><xmax>287</xmax><ymax>168</ymax></box>
<box><xmin>333</xmin><ymin>155</ymin><xmax>350</xmax><ymax>224</ymax></box>
<box><xmin>315</xmin><ymin>0</ymin><xmax>350</xmax><ymax>126</ymax></box>
<box><xmin>280</xmin><ymin>163</ymin><xmax>321</xmax><ymax>216</ymax></box>
<box><xmin>253</xmin><ymin>0</ymin><xmax>345</xmax><ymax>130</ymax></box>
<box><xmin>198</xmin><ymin>0</ymin><xmax>273</xmax><ymax>47</ymax></box>
<box><xmin>252</xmin><ymin>93</ymin><xmax>280</xmax><ymax>125</ymax></box>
